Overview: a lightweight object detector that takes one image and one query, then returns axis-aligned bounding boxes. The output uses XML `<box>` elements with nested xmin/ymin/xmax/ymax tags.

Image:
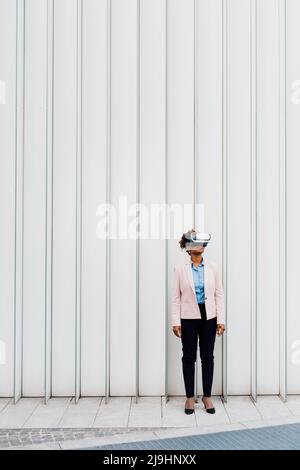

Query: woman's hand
<box><xmin>172</xmin><ymin>326</ymin><xmax>182</xmax><ymax>338</ymax></box>
<box><xmin>217</xmin><ymin>323</ymin><xmax>225</xmax><ymax>336</ymax></box>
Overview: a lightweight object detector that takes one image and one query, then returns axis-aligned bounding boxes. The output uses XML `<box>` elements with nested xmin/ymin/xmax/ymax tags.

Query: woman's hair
<box><xmin>179</xmin><ymin>228</ymin><xmax>196</xmax><ymax>252</ymax></box>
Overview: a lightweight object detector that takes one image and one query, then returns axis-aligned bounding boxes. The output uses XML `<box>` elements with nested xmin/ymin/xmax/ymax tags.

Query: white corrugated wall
<box><xmin>0</xmin><ymin>0</ymin><xmax>299</xmax><ymax>401</ymax></box>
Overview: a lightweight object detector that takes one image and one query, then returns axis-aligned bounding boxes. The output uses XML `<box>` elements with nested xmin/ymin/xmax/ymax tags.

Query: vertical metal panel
<box><xmin>226</xmin><ymin>0</ymin><xmax>251</xmax><ymax>395</ymax></box>
<box><xmin>286</xmin><ymin>0</ymin><xmax>300</xmax><ymax>395</ymax></box>
<box><xmin>165</xmin><ymin>0</ymin><xmax>169</xmax><ymax>403</ymax></box>
<box><xmin>139</xmin><ymin>0</ymin><xmax>166</xmax><ymax>396</ymax></box>
<box><xmin>81</xmin><ymin>0</ymin><xmax>108</xmax><ymax>397</ymax></box>
<box><xmin>75</xmin><ymin>0</ymin><xmax>83</xmax><ymax>404</ymax></box>
<box><xmin>110</xmin><ymin>0</ymin><xmax>138</xmax><ymax>396</ymax></box>
<box><xmin>105</xmin><ymin>0</ymin><xmax>111</xmax><ymax>405</ymax></box>
<box><xmin>256</xmin><ymin>0</ymin><xmax>280</xmax><ymax>395</ymax></box>
<box><xmin>51</xmin><ymin>0</ymin><xmax>77</xmax><ymax>396</ymax></box>
<box><xmin>135</xmin><ymin>0</ymin><xmax>140</xmax><ymax>404</ymax></box>
<box><xmin>250</xmin><ymin>0</ymin><xmax>257</xmax><ymax>402</ymax></box>
<box><xmin>44</xmin><ymin>0</ymin><xmax>54</xmax><ymax>404</ymax></box>
<box><xmin>278</xmin><ymin>0</ymin><xmax>287</xmax><ymax>402</ymax></box>
<box><xmin>13</xmin><ymin>0</ymin><xmax>25</xmax><ymax>404</ymax></box>
<box><xmin>0</xmin><ymin>0</ymin><xmax>18</xmax><ymax>398</ymax></box>
<box><xmin>22</xmin><ymin>0</ymin><xmax>48</xmax><ymax>397</ymax></box>
<box><xmin>221</xmin><ymin>0</ymin><xmax>228</xmax><ymax>403</ymax></box>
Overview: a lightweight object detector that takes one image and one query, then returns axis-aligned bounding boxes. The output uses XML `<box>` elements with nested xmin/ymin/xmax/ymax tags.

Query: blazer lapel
<box><xmin>184</xmin><ymin>261</ymin><xmax>196</xmax><ymax>295</ymax></box>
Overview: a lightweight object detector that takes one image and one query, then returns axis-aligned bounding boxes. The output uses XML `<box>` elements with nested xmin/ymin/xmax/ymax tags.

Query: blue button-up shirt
<box><xmin>191</xmin><ymin>257</ymin><xmax>205</xmax><ymax>303</ymax></box>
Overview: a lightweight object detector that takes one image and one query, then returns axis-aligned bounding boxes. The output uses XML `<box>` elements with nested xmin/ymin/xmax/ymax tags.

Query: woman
<box><xmin>171</xmin><ymin>229</ymin><xmax>226</xmax><ymax>415</ymax></box>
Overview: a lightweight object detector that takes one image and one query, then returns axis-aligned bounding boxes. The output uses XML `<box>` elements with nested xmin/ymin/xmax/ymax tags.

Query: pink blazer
<box><xmin>171</xmin><ymin>258</ymin><xmax>225</xmax><ymax>327</ymax></box>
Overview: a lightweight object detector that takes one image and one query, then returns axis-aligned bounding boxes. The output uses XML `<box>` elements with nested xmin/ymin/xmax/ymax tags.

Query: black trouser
<box><xmin>180</xmin><ymin>303</ymin><xmax>217</xmax><ymax>398</ymax></box>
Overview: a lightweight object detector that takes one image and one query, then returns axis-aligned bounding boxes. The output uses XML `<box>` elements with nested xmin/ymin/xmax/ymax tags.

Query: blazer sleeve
<box><xmin>171</xmin><ymin>265</ymin><xmax>181</xmax><ymax>327</ymax></box>
<box><xmin>214</xmin><ymin>264</ymin><xmax>225</xmax><ymax>325</ymax></box>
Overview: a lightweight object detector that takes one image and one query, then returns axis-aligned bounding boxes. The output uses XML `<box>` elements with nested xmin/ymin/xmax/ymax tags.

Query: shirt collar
<box><xmin>190</xmin><ymin>256</ymin><xmax>204</xmax><ymax>269</ymax></box>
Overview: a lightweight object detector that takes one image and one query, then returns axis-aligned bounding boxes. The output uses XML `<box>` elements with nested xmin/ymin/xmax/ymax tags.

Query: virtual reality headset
<box><xmin>184</xmin><ymin>230</ymin><xmax>211</xmax><ymax>250</ymax></box>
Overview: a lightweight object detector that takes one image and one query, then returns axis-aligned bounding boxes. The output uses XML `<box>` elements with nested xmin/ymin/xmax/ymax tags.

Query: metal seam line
<box><xmin>135</xmin><ymin>0</ymin><xmax>140</xmax><ymax>404</ymax></box>
<box><xmin>283</xmin><ymin>0</ymin><xmax>287</xmax><ymax>403</ymax></box>
<box><xmin>193</xmin><ymin>0</ymin><xmax>199</xmax><ymax>404</ymax></box>
<box><xmin>13</xmin><ymin>0</ymin><xmax>25</xmax><ymax>405</ymax></box>
<box><xmin>44</xmin><ymin>0</ymin><xmax>54</xmax><ymax>404</ymax></box>
<box><xmin>75</xmin><ymin>0</ymin><xmax>83</xmax><ymax>404</ymax></box>
<box><xmin>278</xmin><ymin>0</ymin><xmax>287</xmax><ymax>403</ymax></box>
<box><xmin>164</xmin><ymin>0</ymin><xmax>169</xmax><ymax>404</ymax></box>
<box><xmin>250</xmin><ymin>0</ymin><xmax>257</xmax><ymax>403</ymax></box>
<box><xmin>105</xmin><ymin>0</ymin><xmax>112</xmax><ymax>405</ymax></box>
<box><xmin>221</xmin><ymin>0</ymin><xmax>228</xmax><ymax>403</ymax></box>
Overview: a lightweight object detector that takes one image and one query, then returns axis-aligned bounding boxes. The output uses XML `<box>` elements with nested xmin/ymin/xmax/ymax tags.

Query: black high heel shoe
<box><xmin>184</xmin><ymin>398</ymin><xmax>195</xmax><ymax>415</ymax></box>
<box><xmin>202</xmin><ymin>396</ymin><xmax>215</xmax><ymax>414</ymax></box>
<box><xmin>184</xmin><ymin>407</ymin><xmax>195</xmax><ymax>415</ymax></box>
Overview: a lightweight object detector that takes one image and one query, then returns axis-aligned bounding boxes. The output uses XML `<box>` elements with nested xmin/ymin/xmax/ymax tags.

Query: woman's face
<box><xmin>189</xmin><ymin>246</ymin><xmax>205</xmax><ymax>257</ymax></box>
